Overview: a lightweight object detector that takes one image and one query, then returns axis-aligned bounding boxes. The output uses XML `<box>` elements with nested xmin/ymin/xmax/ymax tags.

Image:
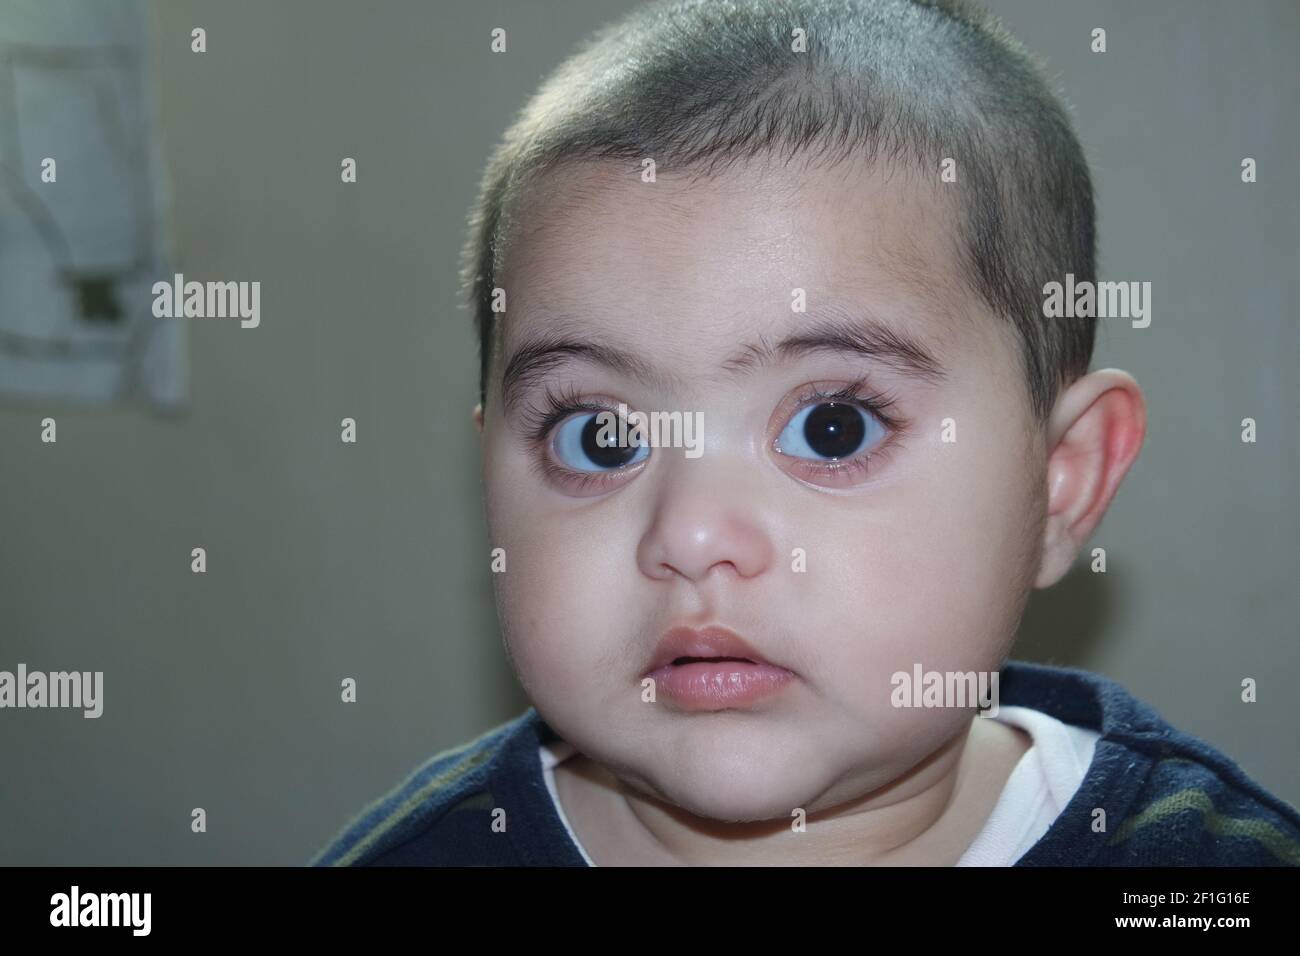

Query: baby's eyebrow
<box><xmin>499</xmin><ymin>309</ymin><xmax>947</xmax><ymax>413</ymax></box>
<box><xmin>731</xmin><ymin>309</ymin><xmax>949</xmax><ymax>385</ymax></box>
<box><xmin>500</xmin><ymin>330</ymin><xmax>685</xmax><ymax>414</ymax></box>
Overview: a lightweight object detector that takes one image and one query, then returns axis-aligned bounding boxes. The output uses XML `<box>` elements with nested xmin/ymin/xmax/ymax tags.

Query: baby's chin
<box><xmin>643</xmin><ymin>773</ymin><xmax>831</xmax><ymax>825</ymax></box>
<box><xmin>581</xmin><ymin>719</ymin><xmax>855</xmax><ymax>824</ymax></box>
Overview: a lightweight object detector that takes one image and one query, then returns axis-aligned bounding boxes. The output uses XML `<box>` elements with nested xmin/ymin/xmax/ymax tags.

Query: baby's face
<box><xmin>479</xmin><ymin>155</ymin><xmax>1048</xmax><ymax>822</ymax></box>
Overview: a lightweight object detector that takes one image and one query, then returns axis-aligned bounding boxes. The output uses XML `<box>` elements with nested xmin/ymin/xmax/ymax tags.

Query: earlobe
<box><xmin>1034</xmin><ymin>369</ymin><xmax>1147</xmax><ymax>588</ymax></box>
<box><xmin>472</xmin><ymin>402</ymin><xmax>485</xmax><ymax>434</ymax></box>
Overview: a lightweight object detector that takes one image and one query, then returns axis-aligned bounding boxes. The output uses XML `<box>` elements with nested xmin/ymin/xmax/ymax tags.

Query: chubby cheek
<box><xmin>797</xmin><ymin>425</ymin><xmax>1040</xmax><ymax>731</ymax></box>
<box><xmin>483</xmin><ymin>447</ymin><xmax>643</xmax><ymax>714</ymax></box>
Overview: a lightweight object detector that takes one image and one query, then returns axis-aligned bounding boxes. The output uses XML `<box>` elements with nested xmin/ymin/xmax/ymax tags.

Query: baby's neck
<box><xmin>553</xmin><ymin>716</ymin><xmax>1032</xmax><ymax>866</ymax></box>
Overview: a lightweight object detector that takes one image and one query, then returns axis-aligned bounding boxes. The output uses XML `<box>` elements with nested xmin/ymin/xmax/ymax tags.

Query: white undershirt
<box><xmin>955</xmin><ymin>705</ymin><xmax>1100</xmax><ymax>865</ymax></box>
<box><xmin>539</xmin><ymin>705</ymin><xmax>1100</xmax><ymax>867</ymax></box>
<box><xmin>539</xmin><ymin>739</ymin><xmax>598</xmax><ymax>866</ymax></box>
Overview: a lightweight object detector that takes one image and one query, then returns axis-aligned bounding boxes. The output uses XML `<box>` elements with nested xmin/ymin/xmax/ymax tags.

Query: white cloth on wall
<box><xmin>0</xmin><ymin>0</ymin><xmax>185</xmax><ymax>410</ymax></box>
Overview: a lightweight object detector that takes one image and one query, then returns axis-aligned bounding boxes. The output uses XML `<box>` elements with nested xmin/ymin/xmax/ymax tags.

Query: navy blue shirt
<box><xmin>310</xmin><ymin>660</ymin><xmax>1300</xmax><ymax>866</ymax></box>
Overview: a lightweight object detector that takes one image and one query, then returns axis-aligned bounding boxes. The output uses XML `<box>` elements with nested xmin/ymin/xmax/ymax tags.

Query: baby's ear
<box><xmin>1034</xmin><ymin>369</ymin><xmax>1146</xmax><ymax>588</ymax></box>
<box><xmin>472</xmin><ymin>402</ymin><xmax>485</xmax><ymax>433</ymax></box>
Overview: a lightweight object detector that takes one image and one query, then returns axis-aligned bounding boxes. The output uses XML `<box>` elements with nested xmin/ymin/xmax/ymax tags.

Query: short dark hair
<box><xmin>460</xmin><ymin>0</ymin><xmax>1096</xmax><ymax>423</ymax></box>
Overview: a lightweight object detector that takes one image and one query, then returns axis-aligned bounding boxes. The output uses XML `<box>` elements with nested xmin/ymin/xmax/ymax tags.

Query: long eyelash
<box><xmin>517</xmin><ymin>382</ymin><xmax>607</xmax><ymax>444</ymax></box>
<box><xmin>794</xmin><ymin>376</ymin><xmax>905</xmax><ymax>431</ymax></box>
<box><xmin>522</xmin><ymin>386</ymin><xmax>635</xmax><ymax>494</ymax></box>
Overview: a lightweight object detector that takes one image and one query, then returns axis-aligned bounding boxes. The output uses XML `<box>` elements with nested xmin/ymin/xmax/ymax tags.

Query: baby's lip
<box><xmin>643</xmin><ymin>625</ymin><xmax>787</xmax><ymax>678</ymax></box>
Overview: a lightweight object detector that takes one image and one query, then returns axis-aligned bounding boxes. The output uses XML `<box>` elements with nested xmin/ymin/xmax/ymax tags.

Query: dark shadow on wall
<box><xmin>1015</xmin><ymin>562</ymin><xmax>1119</xmax><ymax>667</ymax></box>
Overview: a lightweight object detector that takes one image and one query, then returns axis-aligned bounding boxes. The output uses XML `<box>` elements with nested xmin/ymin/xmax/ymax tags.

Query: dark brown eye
<box><xmin>776</xmin><ymin>401</ymin><xmax>881</xmax><ymax>461</ymax></box>
<box><xmin>580</xmin><ymin>415</ymin><xmax>640</xmax><ymax>468</ymax></box>
<box><xmin>553</xmin><ymin>411</ymin><xmax>650</xmax><ymax>472</ymax></box>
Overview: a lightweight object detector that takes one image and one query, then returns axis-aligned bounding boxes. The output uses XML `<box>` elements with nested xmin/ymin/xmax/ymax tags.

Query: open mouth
<box><xmin>640</xmin><ymin>626</ymin><xmax>796</xmax><ymax>710</ymax></box>
<box><xmin>671</xmin><ymin>656</ymin><xmax>756</xmax><ymax>666</ymax></box>
<box><xmin>646</xmin><ymin>654</ymin><xmax>796</xmax><ymax>711</ymax></box>
<box><xmin>644</xmin><ymin>625</ymin><xmax>784</xmax><ymax>677</ymax></box>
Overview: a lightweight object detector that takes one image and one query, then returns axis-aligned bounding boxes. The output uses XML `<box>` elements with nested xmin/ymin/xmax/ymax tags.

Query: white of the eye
<box><xmin>776</xmin><ymin>402</ymin><xmax>882</xmax><ymax>461</ymax></box>
<box><xmin>553</xmin><ymin>413</ymin><xmax>651</xmax><ymax>472</ymax></box>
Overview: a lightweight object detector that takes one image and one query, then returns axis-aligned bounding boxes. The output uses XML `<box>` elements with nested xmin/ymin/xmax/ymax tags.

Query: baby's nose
<box><xmin>634</xmin><ymin>457</ymin><xmax>776</xmax><ymax>584</ymax></box>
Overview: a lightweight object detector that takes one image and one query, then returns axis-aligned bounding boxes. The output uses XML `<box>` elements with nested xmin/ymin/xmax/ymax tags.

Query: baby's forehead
<box><xmin>504</xmin><ymin>154</ymin><xmax>956</xmax><ymax>273</ymax></box>
<box><xmin>496</xmin><ymin>155</ymin><xmax>979</xmax><ymax>356</ymax></box>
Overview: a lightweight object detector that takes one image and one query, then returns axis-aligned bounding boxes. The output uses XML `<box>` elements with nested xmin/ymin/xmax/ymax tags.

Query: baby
<box><xmin>312</xmin><ymin>0</ymin><xmax>1300</xmax><ymax>866</ymax></box>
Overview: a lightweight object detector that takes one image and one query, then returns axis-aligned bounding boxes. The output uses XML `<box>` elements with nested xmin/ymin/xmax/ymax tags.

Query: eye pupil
<box><xmin>804</xmin><ymin>402</ymin><xmax>866</xmax><ymax>459</ymax></box>
<box><xmin>581</xmin><ymin>415</ymin><xmax>639</xmax><ymax>468</ymax></box>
